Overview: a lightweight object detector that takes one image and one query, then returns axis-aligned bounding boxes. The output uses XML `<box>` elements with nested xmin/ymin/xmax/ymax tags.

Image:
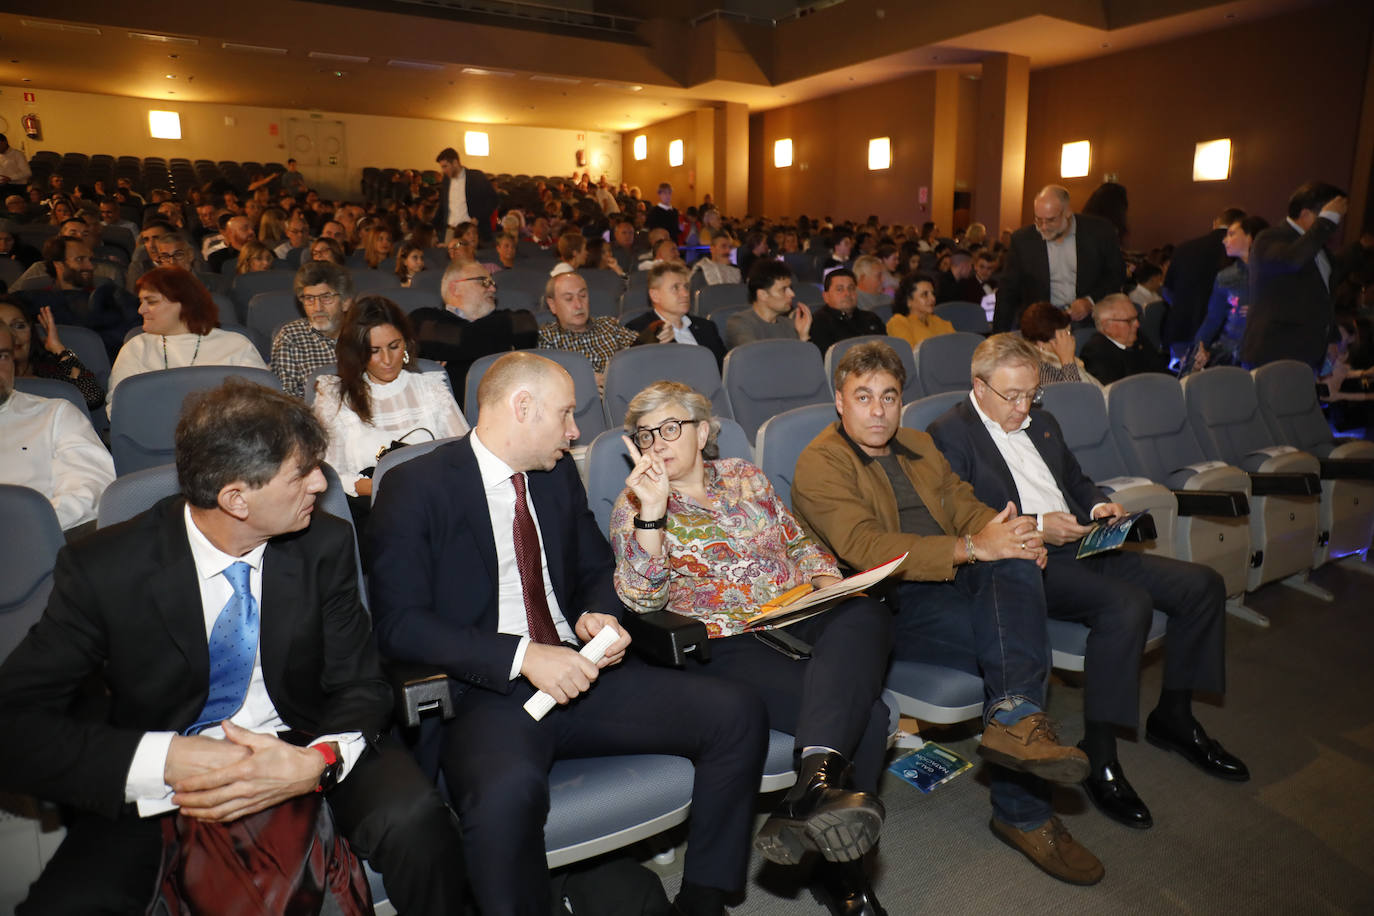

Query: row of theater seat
<box><xmin>27</xmin><ymin>151</ymin><xmax>282</xmax><ymax>200</ymax></box>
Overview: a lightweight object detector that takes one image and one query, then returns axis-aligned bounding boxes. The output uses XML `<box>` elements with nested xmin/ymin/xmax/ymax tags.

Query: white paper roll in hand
<box><xmin>523</xmin><ymin>624</ymin><xmax>622</xmax><ymax>721</ymax></box>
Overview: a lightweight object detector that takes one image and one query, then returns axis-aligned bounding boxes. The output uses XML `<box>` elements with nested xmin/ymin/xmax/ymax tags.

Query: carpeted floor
<box><xmin>652</xmin><ymin>558</ymin><xmax>1374</xmax><ymax>915</ymax></box>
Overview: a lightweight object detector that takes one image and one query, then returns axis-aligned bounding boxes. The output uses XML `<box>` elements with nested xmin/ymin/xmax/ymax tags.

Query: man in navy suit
<box><xmin>624</xmin><ymin>261</ymin><xmax>727</xmax><ymax>368</ymax></box>
<box><xmin>928</xmin><ymin>334</ymin><xmax>1247</xmax><ymax>832</ymax></box>
<box><xmin>366</xmin><ymin>352</ymin><xmax>767</xmax><ymax>916</ymax></box>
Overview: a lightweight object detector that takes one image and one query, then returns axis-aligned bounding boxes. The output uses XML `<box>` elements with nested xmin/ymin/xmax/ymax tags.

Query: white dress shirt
<box><xmin>447</xmin><ymin>169</ymin><xmax>470</xmax><ymax>227</ymax></box>
<box><xmin>124</xmin><ymin>506</ymin><xmax>365</xmax><ymax>816</ymax></box>
<box><xmin>469</xmin><ymin>429</ymin><xmax>577</xmax><ymax>679</ymax></box>
<box><xmin>654</xmin><ymin>309</ymin><xmax>699</xmax><ymax>346</ymax></box>
<box><xmin>0</xmin><ymin>146</ymin><xmax>30</xmax><ymax>184</ymax></box>
<box><xmin>107</xmin><ymin>329</ymin><xmax>269</xmax><ymax>417</ymax></box>
<box><xmin>0</xmin><ymin>389</ymin><xmax>114</xmax><ymax>529</ymax></box>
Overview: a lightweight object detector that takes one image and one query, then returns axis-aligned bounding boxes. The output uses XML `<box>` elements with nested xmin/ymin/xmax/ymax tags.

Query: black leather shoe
<box><xmin>1078</xmin><ymin>748</ymin><xmax>1153</xmax><ymax>829</ymax></box>
<box><xmin>1145</xmin><ymin>714</ymin><xmax>1250</xmax><ymax>782</ymax></box>
<box><xmin>754</xmin><ymin>752</ymin><xmax>885</xmax><ymax>866</ymax></box>
<box><xmin>811</xmin><ymin>860</ymin><xmax>888</xmax><ymax>916</ymax></box>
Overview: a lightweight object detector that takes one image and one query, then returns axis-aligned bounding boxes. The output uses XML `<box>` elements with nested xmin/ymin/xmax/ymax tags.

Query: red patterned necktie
<box><xmin>510</xmin><ymin>472</ymin><xmax>561</xmax><ymax>645</ymax></box>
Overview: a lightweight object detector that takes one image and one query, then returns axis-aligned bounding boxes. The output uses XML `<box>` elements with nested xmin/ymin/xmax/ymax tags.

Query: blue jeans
<box><xmin>892</xmin><ymin>559</ymin><xmax>1054</xmax><ymax>829</ymax></box>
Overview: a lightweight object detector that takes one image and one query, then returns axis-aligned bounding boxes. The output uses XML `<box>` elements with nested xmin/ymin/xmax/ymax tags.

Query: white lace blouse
<box><xmin>313</xmin><ymin>369</ymin><xmax>469</xmax><ymax>496</ymax></box>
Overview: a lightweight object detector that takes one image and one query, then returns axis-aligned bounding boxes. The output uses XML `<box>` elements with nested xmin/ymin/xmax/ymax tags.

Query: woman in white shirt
<box><xmin>107</xmin><ymin>267</ymin><xmax>267</xmax><ymax>416</ymax></box>
<box><xmin>312</xmin><ymin>295</ymin><xmax>468</xmax><ymax>526</ymax></box>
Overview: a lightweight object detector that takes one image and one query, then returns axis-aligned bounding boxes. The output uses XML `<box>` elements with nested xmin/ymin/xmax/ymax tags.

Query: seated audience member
<box><xmin>885</xmin><ymin>273</ymin><xmax>954</xmax><ymax>347</ymax></box>
<box><xmin>1079</xmin><ymin>293</ymin><xmax>1169</xmax><ymax>384</ymax></box>
<box><xmin>875</xmin><ymin>244</ymin><xmax>901</xmax><ymax>296</ymax></box>
<box><xmin>276</xmin><ymin>210</ymin><xmax>311</xmax><ymax>260</ymax></box>
<box><xmin>610</xmin><ymin>381</ymin><xmax>892</xmax><ymax>912</ymax></box>
<box><xmin>309</xmin><ymin>236</ymin><xmax>346</xmax><ymax>266</ymax></box>
<box><xmin>851</xmin><ymin>255</ymin><xmax>891</xmax><ymax>312</ymax></box>
<box><xmin>0</xmin><ymin>321</ymin><xmax>113</xmax><ymax>532</ymax></box>
<box><xmin>107</xmin><ymin>268</ymin><xmax>267</xmax><ymax>416</ymax></box>
<box><xmin>610</xmin><ymin>217</ymin><xmax>643</xmax><ymax>268</ymax></box>
<box><xmin>551</xmin><ymin>230</ymin><xmax>587</xmax><ymax>276</ymax></box>
<box><xmin>584</xmin><ymin>237</ymin><xmax>625</xmax><ymax>278</ymax></box>
<box><xmin>0</xmin><ymin>218</ymin><xmax>42</xmax><ymax>268</ymax></box>
<box><xmin>809</xmin><ymin>267</ymin><xmax>887</xmax><ymax>355</ymax></box>
<box><xmin>312</xmin><ymin>296</ymin><xmax>467</xmax><ymax>520</ymax></box>
<box><xmin>928</xmin><ymin>334</ymin><xmax>1245</xmax><ymax>830</ymax></box>
<box><xmin>937</xmin><ymin>248</ymin><xmax>984</xmax><ymax>304</ymax></box>
<box><xmin>449</xmin><ymin>220</ymin><xmax>480</xmax><ymax>263</ymax></box>
<box><xmin>625</xmin><ymin>262</ymin><xmax>726</xmax><ymax>367</ymax></box>
<box><xmin>270</xmin><ymin>261</ymin><xmax>354</xmax><ymax>399</ymax></box>
<box><xmin>12</xmin><ymin>225</ymin><xmax>94</xmax><ymax>292</ymax></box>
<box><xmin>234</xmin><ymin>240</ymin><xmax>275</xmax><ymax>274</ymax></box>
<box><xmin>0</xmin><ymin>299</ymin><xmax>105</xmax><ymax>409</ymax></box>
<box><xmin>792</xmin><ymin>341</ymin><xmax>1102</xmax><ymax>886</ymax></box>
<box><xmin>1127</xmin><ymin>262</ymin><xmax>1165</xmax><ymax>309</ymax></box>
<box><xmin>98</xmin><ymin>197</ymin><xmax>139</xmax><ymax>238</ymax></box>
<box><xmin>637</xmin><ymin>236</ymin><xmax>682</xmax><ymax>272</ymax></box>
<box><xmin>318</xmin><ymin>219</ymin><xmax>349</xmax><ymax>250</ymax></box>
<box><xmin>365</xmin><ymin>352</ymin><xmax>766</xmax><ymax>916</ymax></box>
<box><xmin>1020</xmin><ymin>301</ymin><xmax>1101</xmax><ymax>388</ymax></box>
<box><xmin>691</xmin><ymin>233</ymin><xmax>741</xmax><ymax>286</ymax></box>
<box><xmin>207</xmin><ymin>215</ymin><xmax>255</xmax><ymax>273</ymax></box>
<box><xmin>0</xmin><ymin>377</ymin><xmax>464</xmax><ymax>915</ymax></box>
<box><xmin>151</xmin><ymin>231</ymin><xmax>201</xmax><ymax>274</ymax></box>
<box><xmin>528</xmin><ymin>215</ymin><xmax>555</xmax><ymax>249</ymax></box>
<box><xmin>410</xmin><ymin>260</ymin><xmax>538</xmax><ymax>400</ymax></box>
<box><xmin>360</xmin><ymin>224</ymin><xmax>394</xmax><ymax>271</ymax></box>
<box><xmin>1190</xmin><ymin>215</ymin><xmax>1270</xmax><ymax>372</ymax></box>
<box><xmin>822</xmin><ymin>230</ymin><xmax>854</xmax><ymax>270</ymax></box>
<box><xmin>539</xmin><ymin>271</ymin><xmax>651</xmax><ymax>384</ymax></box>
<box><xmin>394</xmin><ymin>241</ymin><xmax>426</xmax><ymax>288</ymax></box>
<box><xmin>726</xmin><ymin>260</ymin><xmax>813</xmax><ymax>349</ymax></box>
<box><xmin>493</xmin><ymin>232</ymin><xmax>518</xmax><ymax>271</ymax></box>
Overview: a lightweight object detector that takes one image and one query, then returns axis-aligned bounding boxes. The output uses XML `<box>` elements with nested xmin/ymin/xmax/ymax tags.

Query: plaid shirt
<box><xmin>271</xmin><ymin>319</ymin><xmax>338</xmax><ymax>399</ymax></box>
<box><xmin>538</xmin><ymin>316</ymin><xmax>638</xmax><ymax>373</ymax></box>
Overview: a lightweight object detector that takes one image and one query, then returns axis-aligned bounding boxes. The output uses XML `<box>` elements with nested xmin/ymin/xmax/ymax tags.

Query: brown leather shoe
<box><xmin>978</xmin><ymin>712</ymin><xmax>1090</xmax><ymax>785</ymax></box>
<box><xmin>990</xmin><ymin>816</ymin><xmax>1105</xmax><ymax>886</ymax></box>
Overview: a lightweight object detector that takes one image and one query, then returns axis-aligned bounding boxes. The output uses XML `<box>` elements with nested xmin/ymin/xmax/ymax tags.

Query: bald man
<box><xmin>366</xmin><ymin>352</ymin><xmax>767</xmax><ymax>916</ymax></box>
<box><xmin>993</xmin><ymin>185</ymin><xmax>1126</xmax><ymax>333</ymax></box>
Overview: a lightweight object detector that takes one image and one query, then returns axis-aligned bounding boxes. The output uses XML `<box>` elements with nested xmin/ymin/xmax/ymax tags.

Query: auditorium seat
<box><xmin>899</xmin><ymin>391</ymin><xmax>966</xmax><ymax>433</ymax></box>
<box><xmin>619</xmin><ymin>270</ymin><xmax>652</xmax><ymax>316</ymax></box>
<box><xmin>352</xmin><ymin>270</ymin><xmax>396</xmax><ymax>294</ymax></box>
<box><xmin>603</xmin><ymin>345</ymin><xmax>731</xmax><ymax>428</ymax></box>
<box><xmin>722</xmin><ymin>339</ymin><xmax>831</xmax><ymax>443</ymax></box>
<box><xmin>754</xmin><ymin>403</ymin><xmax>836</xmax><ymax>510</ymax></box>
<box><xmin>0</xmin><ymin>485</ymin><xmax>65</xmax><ymax>665</ymax></box>
<box><xmin>913</xmin><ymin>332</ymin><xmax>982</xmax><ymax>395</ymax></box>
<box><xmin>375</xmin><ymin>286</ymin><xmax>444</xmax><ymax>314</ymax></box>
<box><xmin>13</xmin><ymin>377</ymin><xmax>91</xmax><ymax>424</ymax></box>
<box><xmin>791</xmin><ymin>283</ymin><xmax>824</xmax><ymax>309</ymax></box>
<box><xmin>708</xmin><ymin>304</ymin><xmax>749</xmax><ymax>342</ymax></box>
<box><xmin>581</xmin><ymin>268</ymin><xmax>624</xmax><ymax>319</ymax></box>
<box><xmin>230</xmin><ymin>270</ymin><xmax>295</xmax><ymax>323</ymax></box>
<box><xmin>934</xmin><ymin>301</ymin><xmax>990</xmax><ymax>334</ymax></box>
<box><xmin>695</xmin><ymin>283</ymin><xmax>749</xmax><ymax>318</ymax></box>
<box><xmin>463</xmin><ymin>349</ymin><xmax>603</xmax><ymax>443</ymax></box>
<box><xmin>824</xmin><ymin>335</ymin><xmax>920</xmax><ymax>402</ymax></box>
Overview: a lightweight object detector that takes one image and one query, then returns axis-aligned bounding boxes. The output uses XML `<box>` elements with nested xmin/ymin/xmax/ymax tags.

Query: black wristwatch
<box><xmin>633</xmin><ymin>515</ymin><xmax>667</xmax><ymax>530</ymax></box>
<box><xmin>314</xmin><ymin>742</ymin><xmax>343</xmax><ymax>793</ymax></box>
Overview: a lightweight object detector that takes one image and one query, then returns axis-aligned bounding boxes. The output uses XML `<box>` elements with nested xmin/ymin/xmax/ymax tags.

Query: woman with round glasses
<box><xmin>1019</xmin><ymin>300</ymin><xmax>1102</xmax><ymax>389</ymax></box>
<box><xmin>609</xmin><ymin>381</ymin><xmax>893</xmax><ymax>914</ymax></box>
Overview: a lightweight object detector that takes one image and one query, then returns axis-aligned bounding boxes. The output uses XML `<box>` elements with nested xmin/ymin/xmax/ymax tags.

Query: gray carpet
<box><xmin>651</xmin><ymin>559</ymin><xmax>1374</xmax><ymax>915</ymax></box>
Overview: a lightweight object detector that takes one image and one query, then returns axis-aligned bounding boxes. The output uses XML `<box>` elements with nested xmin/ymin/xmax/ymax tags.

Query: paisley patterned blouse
<box><xmin>610</xmin><ymin>457</ymin><xmax>840</xmax><ymax>637</ymax></box>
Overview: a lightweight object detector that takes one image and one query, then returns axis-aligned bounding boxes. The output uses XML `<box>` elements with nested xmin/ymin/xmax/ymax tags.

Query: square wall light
<box><xmin>668</xmin><ymin>139</ymin><xmax>683</xmax><ymax>167</ymax></box>
<box><xmin>148</xmin><ymin>110</ymin><xmax>181</xmax><ymax>140</ymax></box>
<box><xmin>464</xmin><ymin>131</ymin><xmax>489</xmax><ymax>157</ymax></box>
<box><xmin>774</xmin><ymin>138</ymin><xmax>793</xmax><ymax>168</ymax></box>
<box><xmin>1193</xmin><ymin>139</ymin><xmax>1232</xmax><ymax>181</ymax></box>
<box><xmin>633</xmin><ymin>134</ymin><xmax>646</xmax><ymax>161</ymax></box>
<box><xmin>868</xmin><ymin>137</ymin><xmax>891</xmax><ymax>170</ymax></box>
<box><xmin>1060</xmin><ymin>140</ymin><xmax>1090</xmax><ymax>178</ymax></box>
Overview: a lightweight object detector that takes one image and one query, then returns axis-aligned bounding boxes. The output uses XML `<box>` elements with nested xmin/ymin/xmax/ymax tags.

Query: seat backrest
<box><xmin>462</xmin><ymin>349</ymin><xmax>604</xmax><ymax>443</ymax></box>
<box><xmin>603</xmin><ymin>345</ymin><xmax>731</xmax><ymax>428</ymax></box>
<box><xmin>14</xmin><ymin>376</ymin><xmax>92</xmax><ymax>420</ymax></box>
<box><xmin>696</xmin><ymin>283</ymin><xmax>749</xmax><ymax>318</ymax></box>
<box><xmin>54</xmin><ymin>323</ymin><xmax>112</xmax><ymax>389</ymax></box>
<box><xmin>581</xmin><ymin>269</ymin><xmax>625</xmax><ymax>319</ymax></box>
<box><xmin>1181</xmin><ymin>366</ymin><xmax>1275</xmax><ymax>464</ymax></box>
<box><xmin>933</xmin><ymin>301</ymin><xmax>990</xmax><ymax>334</ymax></box>
<box><xmin>110</xmin><ymin>366</ymin><xmax>283</xmax><ymax>475</ymax></box>
<box><xmin>900</xmin><ymin>390</ymin><xmax>966</xmax><ymax>432</ymax></box>
<box><xmin>1073</xmin><ymin>325</ymin><xmax>1098</xmax><ymax>355</ymax></box>
<box><xmin>791</xmin><ymin>283</ymin><xmax>824</xmax><ymax>309</ymax></box>
<box><xmin>1252</xmin><ymin>360</ymin><xmax>1332</xmax><ymax>452</ymax></box>
<box><xmin>352</xmin><ymin>270</ymin><xmax>396</xmax><ymax>294</ymax></box>
<box><xmin>620</xmin><ymin>270</ymin><xmax>652</xmax><ymax>316</ymax></box>
<box><xmin>0</xmin><ymin>485</ymin><xmax>66</xmax><ymax>664</ymax></box>
<box><xmin>229</xmin><ymin>269</ymin><xmax>295</xmax><ymax>317</ymax></box>
<box><xmin>1038</xmin><ymin>382</ymin><xmax>1125</xmax><ymax>481</ymax></box>
<box><xmin>0</xmin><ymin>258</ymin><xmax>23</xmax><ymax>287</ymax></box>
<box><xmin>722</xmin><ymin>339</ymin><xmax>831</xmax><ymax>442</ymax></box>
<box><xmin>913</xmin><ymin>332</ymin><xmax>982</xmax><ymax>395</ymax></box>
<box><xmin>1140</xmin><ymin>299</ymin><xmax>1166</xmax><ymax>351</ymax></box>
<box><xmin>824</xmin><ymin>335</ymin><xmax>920</xmax><ymax>402</ymax></box>
<box><xmin>1105</xmin><ymin>373</ymin><xmax>1207</xmax><ymax>485</ymax></box>
<box><xmin>494</xmin><ymin>267</ymin><xmax>550</xmax><ymax>301</ymax></box>
<box><xmin>371</xmin><ymin>436</ymin><xmax>468</xmax><ymax>504</ymax></box>
<box><xmin>246</xmin><ymin>291</ymin><xmax>302</xmax><ymax>355</ymax></box>
<box><xmin>754</xmin><ymin>403</ymin><xmax>836</xmax><ymax>510</ymax></box>
<box><xmin>370</xmin><ymin>285</ymin><xmax>444</xmax><ymax>314</ymax></box>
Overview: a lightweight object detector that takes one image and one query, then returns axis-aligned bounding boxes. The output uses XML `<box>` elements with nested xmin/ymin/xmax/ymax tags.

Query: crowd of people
<box><xmin>0</xmin><ymin>136</ymin><xmax>1370</xmax><ymax>915</ymax></box>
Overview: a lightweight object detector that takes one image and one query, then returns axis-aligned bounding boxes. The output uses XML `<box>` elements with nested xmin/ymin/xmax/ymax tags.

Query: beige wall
<box><xmin>620</xmin><ymin>110</ymin><xmax>709</xmax><ymax>208</ymax></box>
<box><xmin>0</xmin><ymin>85</ymin><xmax>622</xmax><ymax>200</ymax></box>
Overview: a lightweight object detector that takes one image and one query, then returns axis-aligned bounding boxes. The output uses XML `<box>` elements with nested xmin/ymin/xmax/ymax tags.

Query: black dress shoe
<box><xmin>1078</xmin><ymin>748</ymin><xmax>1152</xmax><ymax>829</ymax></box>
<box><xmin>754</xmin><ymin>751</ymin><xmax>885</xmax><ymax>866</ymax></box>
<box><xmin>1145</xmin><ymin>714</ymin><xmax>1250</xmax><ymax>782</ymax></box>
<box><xmin>811</xmin><ymin>860</ymin><xmax>888</xmax><ymax>916</ymax></box>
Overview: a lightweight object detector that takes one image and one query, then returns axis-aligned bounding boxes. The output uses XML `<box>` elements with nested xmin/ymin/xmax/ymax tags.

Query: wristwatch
<box><xmin>313</xmin><ymin>742</ymin><xmax>342</xmax><ymax>793</ymax></box>
<box><xmin>633</xmin><ymin>515</ymin><xmax>667</xmax><ymax>530</ymax></box>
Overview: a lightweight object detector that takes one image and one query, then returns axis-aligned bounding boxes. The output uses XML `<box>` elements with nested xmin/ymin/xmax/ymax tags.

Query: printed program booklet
<box><xmin>1076</xmin><ymin>510</ymin><xmax>1151</xmax><ymax>560</ymax></box>
<box><xmin>743</xmin><ymin>553</ymin><xmax>908</xmax><ymax>631</ymax></box>
<box><xmin>888</xmin><ymin>742</ymin><xmax>972</xmax><ymax>793</ymax></box>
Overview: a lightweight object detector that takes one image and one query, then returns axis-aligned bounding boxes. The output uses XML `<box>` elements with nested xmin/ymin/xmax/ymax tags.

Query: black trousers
<box><xmin>699</xmin><ymin>596</ymin><xmax>894</xmax><ymax>792</ymax></box>
<box><xmin>18</xmin><ymin>740</ymin><xmax>464</xmax><ymax>916</ymax></box>
<box><xmin>438</xmin><ymin>656</ymin><xmax>768</xmax><ymax>916</ymax></box>
<box><xmin>1042</xmin><ymin>548</ymin><xmax>1227</xmax><ymax>728</ymax></box>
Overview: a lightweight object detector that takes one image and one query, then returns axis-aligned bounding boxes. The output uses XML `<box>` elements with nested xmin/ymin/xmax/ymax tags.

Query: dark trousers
<box><xmin>18</xmin><ymin>740</ymin><xmax>465</xmax><ymax>916</ymax></box>
<box><xmin>1043</xmin><ymin>548</ymin><xmax>1227</xmax><ymax>727</ymax></box>
<box><xmin>891</xmin><ymin>559</ymin><xmax>1055</xmax><ymax>830</ymax></box>
<box><xmin>439</xmin><ymin>657</ymin><xmax>768</xmax><ymax>916</ymax></box>
<box><xmin>701</xmin><ymin>596</ymin><xmax>894</xmax><ymax>792</ymax></box>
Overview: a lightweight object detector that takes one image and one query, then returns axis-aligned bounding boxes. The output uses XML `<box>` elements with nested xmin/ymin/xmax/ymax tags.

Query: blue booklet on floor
<box><xmin>1075</xmin><ymin>510</ymin><xmax>1150</xmax><ymax>559</ymax></box>
<box><xmin>888</xmin><ymin>743</ymin><xmax>972</xmax><ymax>793</ymax></box>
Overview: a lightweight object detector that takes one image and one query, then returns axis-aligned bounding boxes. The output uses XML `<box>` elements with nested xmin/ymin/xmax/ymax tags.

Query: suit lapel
<box><xmin>957</xmin><ymin>402</ymin><xmax>1024</xmax><ymax>510</ymax></box>
<box><xmin>451</xmin><ymin>436</ymin><xmax>500</xmax><ymax>584</ymax></box>
<box><xmin>151</xmin><ymin>501</ymin><xmax>210</xmax><ymax>679</ymax></box>
<box><xmin>258</xmin><ymin>538</ymin><xmax>303</xmax><ymax>693</ymax></box>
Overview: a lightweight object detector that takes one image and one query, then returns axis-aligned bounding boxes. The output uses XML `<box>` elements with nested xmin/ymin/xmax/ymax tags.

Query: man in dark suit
<box><xmin>928</xmin><ymin>334</ymin><xmax>1247</xmax><ymax>831</ymax></box>
<box><xmin>432</xmin><ymin>146</ymin><xmax>498</xmax><ymax>245</ymax></box>
<box><xmin>1241</xmin><ymin>181</ymin><xmax>1347</xmax><ymax>369</ymax></box>
<box><xmin>1079</xmin><ymin>293</ymin><xmax>1170</xmax><ymax>384</ymax></box>
<box><xmin>993</xmin><ymin>185</ymin><xmax>1126</xmax><ymax>332</ymax></box>
<box><xmin>1161</xmin><ymin>207</ymin><xmax>1246</xmax><ymax>346</ymax></box>
<box><xmin>365</xmin><ymin>352</ymin><xmax>767</xmax><ymax>916</ymax></box>
<box><xmin>808</xmin><ymin>267</ymin><xmax>886</xmax><ymax>355</ymax></box>
<box><xmin>937</xmin><ymin>248</ymin><xmax>985</xmax><ymax>304</ymax></box>
<box><xmin>625</xmin><ymin>261</ymin><xmax>726</xmax><ymax>367</ymax></box>
<box><xmin>0</xmin><ymin>379</ymin><xmax>463</xmax><ymax>914</ymax></box>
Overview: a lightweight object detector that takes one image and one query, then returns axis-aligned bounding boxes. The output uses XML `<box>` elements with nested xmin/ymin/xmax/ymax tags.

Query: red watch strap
<box><xmin>312</xmin><ymin>742</ymin><xmax>339</xmax><ymax>766</ymax></box>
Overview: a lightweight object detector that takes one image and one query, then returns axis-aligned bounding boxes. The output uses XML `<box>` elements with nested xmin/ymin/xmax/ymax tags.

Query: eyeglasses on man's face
<box><xmin>982</xmin><ymin>380</ymin><xmax>1043</xmax><ymax>408</ymax></box>
<box><xmin>458</xmin><ymin>275</ymin><xmax>495</xmax><ymax>289</ymax></box>
<box><xmin>300</xmin><ymin>291</ymin><xmax>340</xmax><ymax>306</ymax></box>
<box><xmin>631</xmin><ymin>418</ymin><xmax>700</xmax><ymax>450</ymax></box>
<box><xmin>153</xmin><ymin>250</ymin><xmax>191</xmax><ymax>265</ymax></box>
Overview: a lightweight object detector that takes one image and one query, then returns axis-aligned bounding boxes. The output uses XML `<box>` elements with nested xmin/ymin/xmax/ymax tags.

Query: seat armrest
<box><xmin>622</xmin><ymin>610</ymin><xmax>712</xmax><ymax>667</ymax></box>
<box><xmin>1248</xmin><ymin>472</ymin><xmax>1321</xmax><ymax>496</ymax></box>
<box><xmin>1172</xmin><ymin>489</ymin><xmax>1250</xmax><ymax>517</ymax></box>
<box><xmin>386</xmin><ymin>661</ymin><xmax>455</xmax><ymax>728</ymax></box>
<box><xmin>1318</xmin><ymin>458</ymin><xmax>1374</xmax><ymax>480</ymax></box>
<box><xmin>1123</xmin><ymin>512</ymin><xmax>1157</xmax><ymax>542</ymax></box>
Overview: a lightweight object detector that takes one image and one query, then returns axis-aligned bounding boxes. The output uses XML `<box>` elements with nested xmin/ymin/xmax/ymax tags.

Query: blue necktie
<box><xmin>186</xmin><ymin>561</ymin><xmax>260</xmax><ymax>736</ymax></box>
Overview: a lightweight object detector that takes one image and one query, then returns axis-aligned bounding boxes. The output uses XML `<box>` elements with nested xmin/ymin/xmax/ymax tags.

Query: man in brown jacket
<box><xmin>793</xmin><ymin>341</ymin><xmax>1104</xmax><ymax>887</ymax></box>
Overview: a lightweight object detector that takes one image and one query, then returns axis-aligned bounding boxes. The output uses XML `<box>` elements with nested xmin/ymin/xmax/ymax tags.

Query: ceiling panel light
<box><xmin>128</xmin><ymin>31</ymin><xmax>199</xmax><ymax>45</ymax></box>
<box><xmin>387</xmin><ymin>59</ymin><xmax>444</xmax><ymax>71</ymax></box>
<box><xmin>530</xmin><ymin>75</ymin><xmax>581</xmax><ymax>84</ymax></box>
<box><xmin>462</xmin><ymin>67</ymin><xmax>515</xmax><ymax>78</ymax></box>
<box><xmin>308</xmin><ymin>51</ymin><xmax>370</xmax><ymax>64</ymax></box>
<box><xmin>221</xmin><ymin>42</ymin><xmax>287</xmax><ymax>54</ymax></box>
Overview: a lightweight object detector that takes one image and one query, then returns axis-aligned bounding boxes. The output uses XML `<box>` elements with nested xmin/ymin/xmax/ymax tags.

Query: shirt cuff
<box><xmin>1035</xmin><ymin>512</ymin><xmax>1045</xmax><ymax>532</ymax></box>
<box><xmin>1319</xmin><ymin>210</ymin><xmax>1343</xmax><ymax>226</ymax></box>
<box><xmin>309</xmin><ymin>732</ymin><xmax>366</xmax><ymax>782</ymax></box>
<box><xmin>509</xmin><ymin>635</ymin><xmax>531</xmax><ymax>681</ymax></box>
<box><xmin>126</xmin><ymin>730</ymin><xmax>177</xmax><ymax>816</ymax></box>
<box><xmin>1089</xmin><ymin>502</ymin><xmax>1110</xmax><ymax>520</ymax></box>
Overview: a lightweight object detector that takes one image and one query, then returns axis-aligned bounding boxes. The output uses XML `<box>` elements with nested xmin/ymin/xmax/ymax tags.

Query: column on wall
<box><xmin>713</xmin><ymin>102</ymin><xmax>749</xmax><ymax>217</ymax></box>
<box><xmin>974</xmin><ymin>52</ymin><xmax>1029</xmax><ymax>237</ymax></box>
<box><xmin>930</xmin><ymin>70</ymin><xmax>961</xmax><ymax>237</ymax></box>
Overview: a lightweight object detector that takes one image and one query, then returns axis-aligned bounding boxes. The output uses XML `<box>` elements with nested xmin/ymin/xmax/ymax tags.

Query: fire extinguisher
<box><xmin>575</xmin><ymin>148</ymin><xmax>587</xmax><ymax>168</ymax></box>
<box><xmin>22</xmin><ymin>113</ymin><xmax>41</xmax><ymax>141</ymax></box>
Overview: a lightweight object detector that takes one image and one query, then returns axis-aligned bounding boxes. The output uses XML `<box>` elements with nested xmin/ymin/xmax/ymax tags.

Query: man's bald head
<box><xmin>476</xmin><ymin>351</ymin><xmax>569</xmax><ymax>413</ymax></box>
<box><xmin>1033</xmin><ymin>185</ymin><xmax>1073</xmax><ymax>242</ymax></box>
<box><xmin>475</xmin><ymin>352</ymin><xmax>579</xmax><ymax>472</ymax></box>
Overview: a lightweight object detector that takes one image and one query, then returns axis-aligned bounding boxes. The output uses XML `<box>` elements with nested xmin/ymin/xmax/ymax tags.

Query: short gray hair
<box><xmin>970</xmin><ymin>333</ymin><xmax>1041</xmax><ymax>384</ymax></box>
<box><xmin>851</xmin><ymin>254</ymin><xmax>883</xmax><ymax>281</ymax></box>
<box><xmin>623</xmin><ymin>381</ymin><xmax>721</xmax><ymax>461</ymax></box>
<box><xmin>1092</xmin><ymin>293</ymin><xmax>1133</xmax><ymax>331</ymax></box>
<box><xmin>294</xmin><ymin>260</ymin><xmax>354</xmax><ymax>302</ymax></box>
